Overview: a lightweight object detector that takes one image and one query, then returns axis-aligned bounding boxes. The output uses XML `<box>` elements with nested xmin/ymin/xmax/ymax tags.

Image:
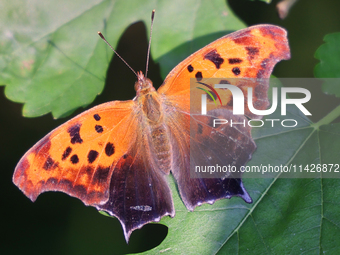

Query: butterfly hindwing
<box><xmin>97</xmin><ymin>143</ymin><xmax>175</xmax><ymax>242</ymax></box>
<box><xmin>164</xmin><ymin>106</ymin><xmax>253</xmax><ymax>209</ymax></box>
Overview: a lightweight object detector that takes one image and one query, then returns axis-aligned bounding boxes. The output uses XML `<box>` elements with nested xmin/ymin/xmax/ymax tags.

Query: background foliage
<box><xmin>1</xmin><ymin>0</ymin><xmax>340</xmax><ymax>254</ymax></box>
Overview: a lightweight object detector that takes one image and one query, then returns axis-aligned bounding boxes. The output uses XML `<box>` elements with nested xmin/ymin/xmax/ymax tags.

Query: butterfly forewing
<box><xmin>13</xmin><ymin>100</ymin><xmax>135</xmax><ymax>204</ymax></box>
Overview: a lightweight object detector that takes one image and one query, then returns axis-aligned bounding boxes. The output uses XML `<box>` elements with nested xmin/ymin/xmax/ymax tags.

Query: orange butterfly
<box><xmin>13</xmin><ymin>21</ymin><xmax>290</xmax><ymax>242</ymax></box>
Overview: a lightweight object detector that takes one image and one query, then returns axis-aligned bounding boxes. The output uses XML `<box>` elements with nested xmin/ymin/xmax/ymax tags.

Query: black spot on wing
<box><xmin>88</xmin><ymin>150</ymin><xmax>99</xmax><ymax>163</ymax></box>
<box><xmin>93</xmin><ymin>114</ymin><xmax>101</xmax><ymax>121</ymax></box>
<box><xmin>68</xmin><ymin>124</ymin><xmax>83</xmax><ymax>144</ymax></box>
<box><xmin>62</xmin><ymin>147</ymin><xmax>72</xmax><ymax>160</ymax></box>
<box><xmin>43</xmin><ymin>156</ymin><xmax>58</xmax><ymax>170</ymax></box>
<box><xmin>95</xmin><ymin>125</ymin><xmax>103</xmax><ymax>133</ymax></box>
<box><xmin>245</xmin><ymin>47</ymin><xmax>259</xmax><ymax>59</ymax></box>
<box><xmin>204</xmin><ymin>50</ymin><xmax>224</xmax><ymax>69</ymax></box>
<box><xmin>187</xmin><ymin>64</ymin><xmax>194</xmax><ymax>73</ymax></box>
<box><xmin>195</xmin><ymin>72</ymin><xmax>203</xmax><ymax>81</ymax></box>
<box><xmin>70</xmin><ymin>154</ymin><xmax>79</xmax><ymax>164</ymax></box>
<box><xmin>232</xmin><ymin>67</ymin><xmax>241</xmax><ymax>76</ymax></box>
<box><xmin>228</xmin><ymin>58</ymin><xmax>243</xmax><ymax>64</ymax></box>
<box><xmin>105</xmin><ymin>143</ymin><xmax>115</xmax><ymax>157</ymax></box>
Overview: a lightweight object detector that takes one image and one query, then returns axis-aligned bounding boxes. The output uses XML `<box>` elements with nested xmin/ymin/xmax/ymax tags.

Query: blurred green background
<box><xmin>1</xmin><ymin>0</ymin><xmax>340</xmax><ymax>254</ymax></box>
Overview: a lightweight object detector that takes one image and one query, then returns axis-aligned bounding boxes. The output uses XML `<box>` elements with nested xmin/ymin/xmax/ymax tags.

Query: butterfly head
<box><xmin>135</xmin><ymin>71</ymin><xmax>155</xmax><ymax>96</ymax></box>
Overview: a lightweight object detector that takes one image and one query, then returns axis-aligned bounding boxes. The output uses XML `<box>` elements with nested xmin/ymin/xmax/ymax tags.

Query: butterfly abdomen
<box><xmin>138</xmin><ymin>90</ymin><xmax>172</xmax><ymax>174</ymax></box>
<box><xmin>149</xmin><ymin>124</ymin><xmax>171</xmax><ymax>174</ymax></box>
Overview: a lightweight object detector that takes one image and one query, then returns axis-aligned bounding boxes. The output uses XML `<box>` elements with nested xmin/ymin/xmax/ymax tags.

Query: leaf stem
<box><xmin>312</xmin><ymin>104</ymin><xmax>340</xmax><ymax>129</ymax></box>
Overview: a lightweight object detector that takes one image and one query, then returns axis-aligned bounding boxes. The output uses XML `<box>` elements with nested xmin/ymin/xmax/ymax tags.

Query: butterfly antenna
<box><xmin>145</xmin><ymin>9</ymin><xmax>155</xmax><ymax>78</ymax></box>
<box><xmin>97</xmin><ymin>31</ymin><xmax>138</xmax><ymax>77</ymax></box>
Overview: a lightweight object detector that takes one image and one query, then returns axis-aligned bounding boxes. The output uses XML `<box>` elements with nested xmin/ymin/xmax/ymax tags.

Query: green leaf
<box><xmin>5</xmin><ymin>1</ymin><xmax>340</xmax><ymax>254</ymax></box>
<box><xmin>0</xmin><ymin>0</ymin><xmax>245</xmax><ymax>118</ymax></box>
<box><xmin>314</xmin><ymin>32</ymin><xmax>340</xmax><ymax>97</ymax></box>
